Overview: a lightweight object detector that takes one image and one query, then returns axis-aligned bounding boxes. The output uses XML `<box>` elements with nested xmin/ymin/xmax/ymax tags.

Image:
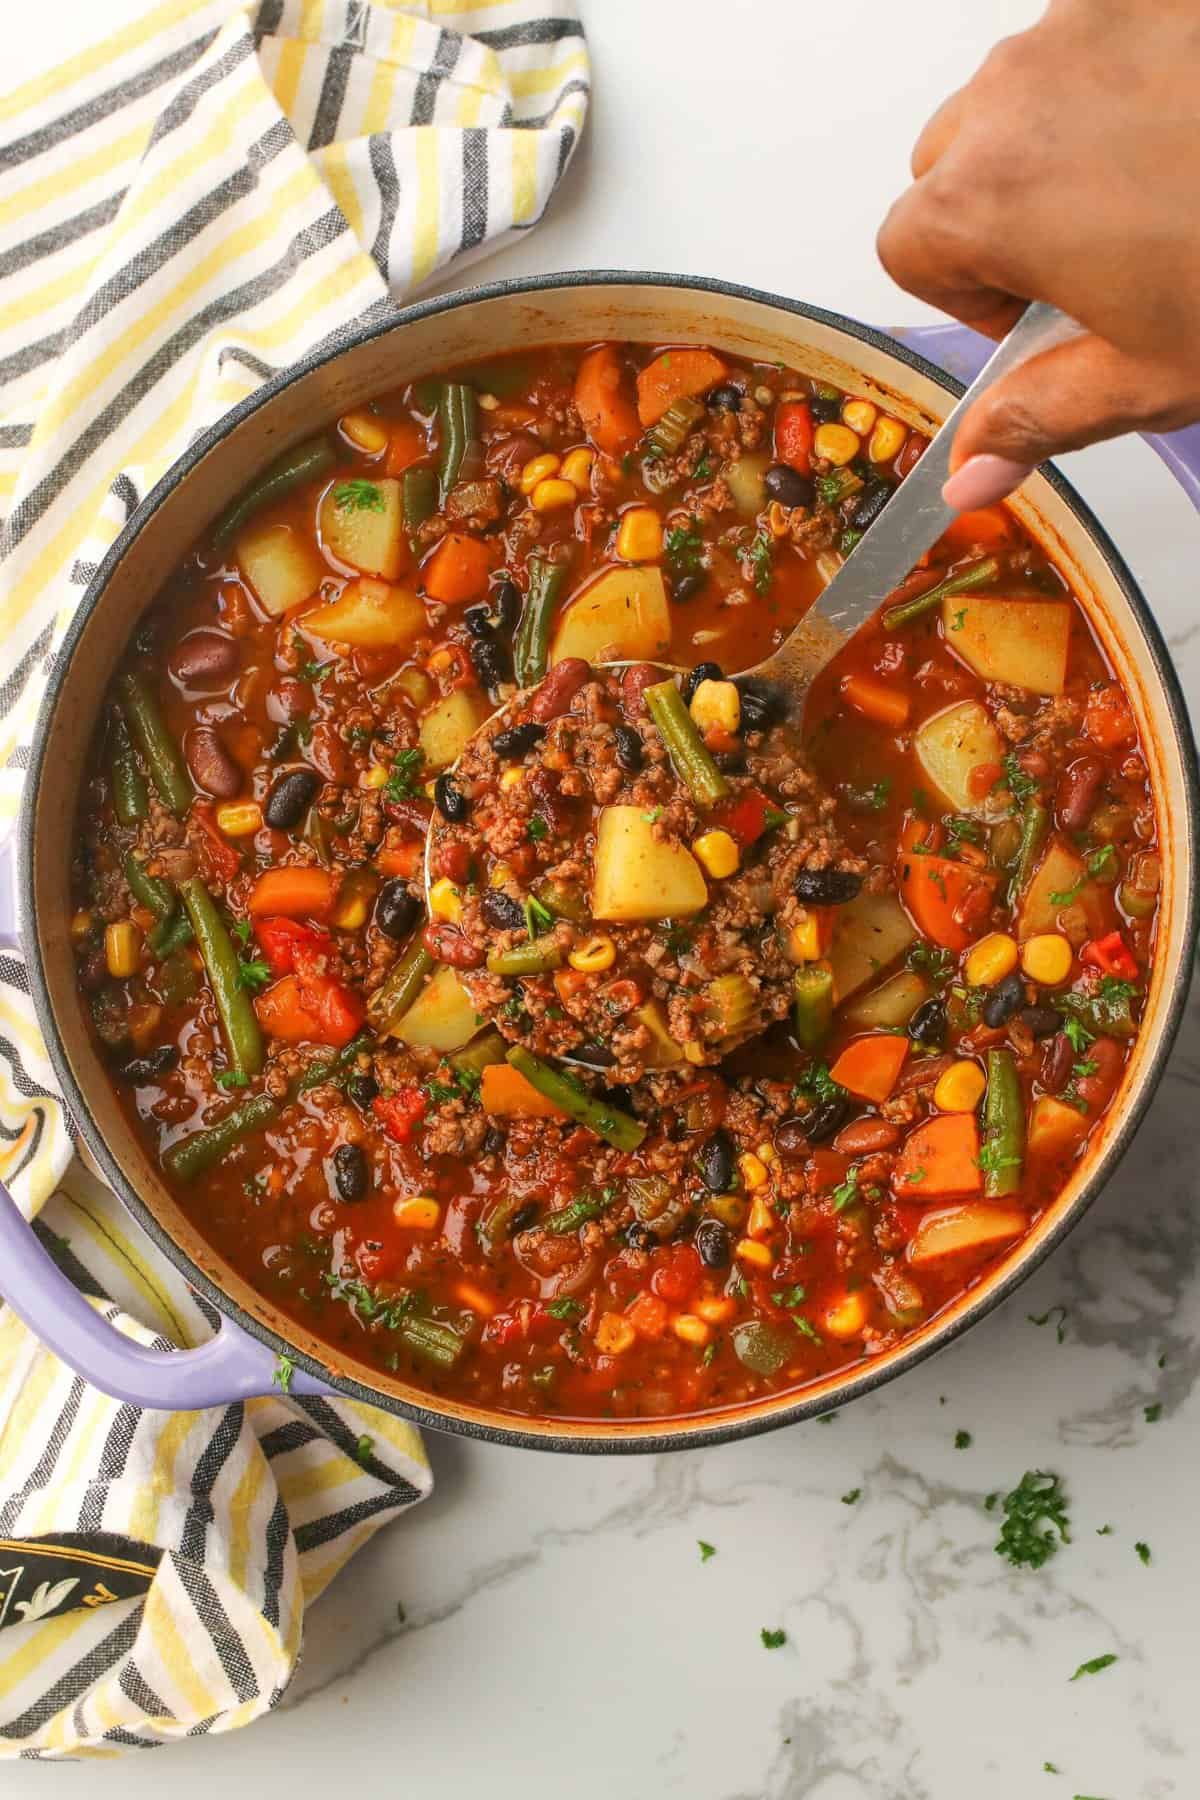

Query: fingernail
<box><xmin>942</xmin><ymin>454</ymin><xmax>1034</xmax><ymax>512</ymax></box>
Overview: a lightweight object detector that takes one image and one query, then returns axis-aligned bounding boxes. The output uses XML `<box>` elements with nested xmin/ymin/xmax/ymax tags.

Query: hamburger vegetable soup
<box><xmin>71</xmin><ymin>341</ymin><xmax>1159</xmax><ymax>1420</ymax></box>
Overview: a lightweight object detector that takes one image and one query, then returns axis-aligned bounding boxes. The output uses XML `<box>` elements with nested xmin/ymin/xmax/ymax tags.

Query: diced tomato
<box><xmin>305</xmin><ymin>976</ymin><xmax>366</xmax><ymax>1046</ymax></box>
<box><xmin>256</xmin><ymin>916</ymin><xmax>333</xmax><ymax>976</ymax></box>
<box><xmin>373</xmin><ymin>1087</ymin><xmax>427</xmax><ymax>1143</ymax></box>
<box><xmin>1084</xmin><ymin>683</ymin><xmax>1137</xmax><ymax>751</ymax></box>
<box><xmin>968</xmin><ymin>760</ymin><xmax>1004</xmax><ymax>800</ymax></box>
<box><xmin>626</xmin><ymin>1291</ymin><xmax>669</xmax><ymax>1338</ymax></box>
<box><xmin>190</xmin><ymin>800</ymin><xmax>241</xmax><ymax>884</ymax></box>
<box><xmin>650</xmin><ymin>1244</ymin><xmax>703</xmax><ymax>1305</ymax></box>
<box><xmin>712</xmin><ymin>786</ymin><xmax>772</xmax><ymax>846</ymax></box>
<box><xmin>773</xmin><ymin>400</ymin><xmax>814</xmax><ymax>474</ymax></box>
<box><xmin>1080</xmin><ymin>931</ymin><xmax>1138</xmax><ymax>982</ymax></box>
<box><xmin>255</xmin><ymin>970</ymin><xmax>364</xmax><ymax>1047</ymax></box>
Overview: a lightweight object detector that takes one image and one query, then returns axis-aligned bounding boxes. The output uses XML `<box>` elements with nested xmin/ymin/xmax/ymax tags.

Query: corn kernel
<box><xmin>740</xmin><ymin>1151</ymin><xmax>769</xmax><ymax>1192</ymax></box>
<box><xmin>692</xmin><ymin>829</ymin><xmax>740</xmax><ymax>879</ymax></box>
<box><xmin>823</xmin><ymin>1289</ymin><xmax>870</xmax><ymax>1340</ymax></box>
<box><xmin>708</xmin><ymin>1194</ymin><xmax>747</xmax><ymax>1229</ymax></box>
<box><xmin>424</xmin><ymin>780</ymin><xmax>439</xmax><ymax>800</ymax></box>
<box><xmin>964</xmin><ymin>931</ymin><xmax>1019</xmax><ymax>988</ymax></box>
<box><xmin>595</xmin><ymin>1313</ymin><xmax>637</xmax><ymax>1355</ymax></box>
<box><xmin>756</xmin><ymin>1140</ymin><xmax>778</xmax><ymax>1166</ymax></box>
<box><xmin>426</xmin><ymin>647</ymin><xmax>456</xmax><ymax>675</ymax></box>
<box><xmin>455</xmin><ymin>1279</ymin><xmax>496</xmax><ymax>1318</ymax></box>
<box><xmin>499</xmin><ymin>767</ymin><xmax>526</xmax><ymax>791</ymax></box>
<box><xmin>519</xmin><ymin>452</ymin><xmax>560</xmax><ymax>494</ymax></box>
<box><xmin>489</xmin><ymin>862</ymin><xmax>513</xmax><ymax>888</ymax></box>
<box><xmin>736</xmin><ymin>1237</ymin><xmax>774</xmax><ymax>1269</ymax></box>
<box><xmin>1021</xmin><ymin>932</ymin><xmax>1073</xmax><ymax>986</ymax></box>
<box><xmin>786</xmin><ymin>912</ymin><xmax>822</xmax><ymax>963</ymax></box>
<box><xmin>933</xmin><ymin>1059</ymin><xmax>987</xmax><ymax>1114</ymax></box>
<box><xmin>747</xmin><ymin>1196</ymin><xmax>775</xmax><ymax>1240</ymax></box>
<box><xmin>104</xmin><ymin>920</ymin><xmax>141</xmax><ymax>979</ymax></box>
<box><xmin>331</xmin><ymin>871</ymin><xmax>376</xmax><ymax>931</ymax></box>
<box><xmin>842</xmin><ymin>399</ymin><xmax>878</xmax><ymax>435</ymax></box>
<box><xmin>360</xmin><ymin>763</ymin><xmax>389</xmax><ymax>789</ymax></box>
<box><xmin>531</xmin><ymin>477</ymin><xmax>577</xmax><ymax>513</ymax></box>
<box><xmin>428</xmin><ymin>877</ymin><xmax>463</xmax><ymax>923</ymax></box>
<box><xmin>868</xmin><ymin>415</ymin><xmax>908</xmax><ymax>464</ymax></box>
<box><xmin>814</xmin><ymin>422</ymin><xmax>861</xmax><ymax>466</ymax></box>
<box><xmin>560</xmin><ymin>446</ymin><xmax>595</xmax><ymax>492</ymax></box>
<box><xmin>70</xmin><ymin>909</ymin><xmax>94</xmax><ymax>943</ymax></box>
<box><xmin>339</xmin><ymin>409</ymin><xmax>389</xmax><ymax>455</ymax></box>
<box><xmin>568</xmin><ymin>933</ymin><xmax>616</xmax><ymax>973</ymax></box>
<box><xmin>215</xmin><ymin>801</ymin><xmax>262</xmax><ymax>838</ymax></box>
<box><xmin>615</xmin><ymin>504</ymin><xmax>663</xmax><ymax>563</ymax></box>
<box><xmin>693</xmin><ymin>1293</ymin><xmax>736</xmax><ymax>1324</ymax></box>
<box><xmin>684</xmin><ymin>1040</ymin><xmax>707</xmax><ymax>1065</ymax></box>
<box><xmin>689</xmin><ymin>677</ymin><xmax>741</xmax><ymax>736</ymax></box>
<box><xmin>392</xmin><ymin>1197</ymin><xmax>440</xmax><ymax>1230</ymax></box>
<box><xmin>673</xmin><ymin>1313</ymin><xmax>711</xmax><ymax>1347</ymax></box>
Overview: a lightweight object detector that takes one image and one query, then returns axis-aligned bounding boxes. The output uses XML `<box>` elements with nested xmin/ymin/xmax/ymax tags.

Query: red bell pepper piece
<box><xmin>1081</xmin><ymin>931</ymin><xmax>1139</xmax><ymax>982</ymax></box>
<box><xmin>256</xmin><ymin>916</ymin><xmax>334</xmax><ymax>976</ymax></box>
<box><xmin>712</xmin><ymin>786</ymin><xmax>773</xmax><ymax>847</ymax></box>
<box><xmin>372</xmin><ymin>1086</ymin><xmax>427</xmax><ymax>1143</ymax></box>
<box><xmin>773</xmin><ymin>400</ymin><xmax>814</xmax><ymax>474</ymax></box>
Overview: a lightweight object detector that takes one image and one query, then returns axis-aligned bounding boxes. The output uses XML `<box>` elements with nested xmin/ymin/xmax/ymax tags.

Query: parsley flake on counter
<box><xmin>760</xmin><ymin>1627</ymin><xmax>787</xmax><ymax>1650</ymax></box>
<box><xmin>1028</xmin><ymin>1304</ymin><xmax>1069</xmax><ymax>1344</ymax></box>
<box><xmin>1144</xmin><ymin>1402</ymin><xmax>1163</xmax><ymax>1423</ymax></box>
<box><xmin>954</xmin><ymin>1429</ymin><xmax>972</xmax><ymax>1450</ymax></box>
<box><xmin>841</xmin><ymin>1488</ymin><xmax>862</xmax><ymax>1506</ymax></box>
<box><xmin>1070</xmin><ymin>1653</ymin><xmax>1117</xmax><ymax>1682</ymax></box>
<box><xmin>993</xmin><ymin>1470</ymin><xmax>1070</xmax><ymax>1569</ymax></box>
<box><xmin>1096</xmin><ymin>1525</ymin><xmax>1113</xmax><ymax>1536</ymax></box>
<box><xmin>1042</xmin><ymin>1763</ymin><xmax>1059</xmax><ymax>1775</ymax></box>
<box><xmin>1135</xmin><ymin>1540</ymin><xmax>1151</xmax><ymax>1566</ymax></box>
<box><xmin>355</xmin><ymin>1434</ymin><xmax>374</xmax><ymax>1464</ymax></box>
<box><xmin>698</xmin><ymin>1540</ymin><xmax>717</xmax><ymax>1563</ymax></box>
<box><xmin>272</xmin><ymin>1353</ymin><xmax>294</xmax><ymax>1393</ymax></box>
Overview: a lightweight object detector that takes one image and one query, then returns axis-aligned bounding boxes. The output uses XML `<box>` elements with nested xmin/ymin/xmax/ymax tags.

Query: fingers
<box><xmin>876</xmin><ymin>169</ymin><xmax>1024</xmax><ymax>334</ymax></box>
<box><xmin>910</xmin><ymin>88</ymin><xmax>966</xmax><ymax>177</ymax></box>
<box><xmin>942</xmin><ymin>333</ymin><xmax>1199</xmax><ymax>507</ymax></box>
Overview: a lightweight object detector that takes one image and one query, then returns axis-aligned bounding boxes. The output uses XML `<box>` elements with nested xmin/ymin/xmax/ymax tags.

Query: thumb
<box><xmin>941</xmin><ymin>333</ymin><xmax>1193</xmax><ymax>510</ymax></box>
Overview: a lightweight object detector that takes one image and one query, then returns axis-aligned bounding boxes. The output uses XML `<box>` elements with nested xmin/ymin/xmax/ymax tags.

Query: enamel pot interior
<box><xmin>22</xmin><ymin>274</ymin><xmax>1200</xmax><ymax>1452</ymax></box>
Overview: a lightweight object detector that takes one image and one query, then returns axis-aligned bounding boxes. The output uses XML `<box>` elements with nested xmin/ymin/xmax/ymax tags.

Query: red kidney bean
<box><xmin>436</xmin><ymin>841</ymin><xmax>473</xmax><ymax>883</ymax></box>
<box><xmin>185</xmin><ymin>726</ymin><xmax>241</xmax><ymax>798</ymax></box>
<box><xmin>1075</xmin><ymin>1035</ymin><xmax>1125</xmax><ymax>1110</ymax></box>
<box><xmin>421</xmin><ymin>920</ymin><xmax>483</xmax><ymax>968</ymax></box>
<box><xmin>895</xmin><ymin>1053</ymin><xmax>954</xmax><ymax>1092</ymax></box>
<box><xmin>527</xmin><ymin>657</ymin><xmax>590</xmax><ymax>722</ymax></box>
<box><xmin>169</xmin><ymin>629</ymin><xmax>239</xmax><ymax>686</ymax></box>
<box><xmin>485</xmin><ymin>432</ymin><xmax>541</xmax><ymax>486</ymax></box>
<box><xmin>1040</xmin><ymin>1032</ymin><xmax>1076</xmax><ymax>1094</ymax></box>
<box><xmin>831</xmin><ymin>1117</ymin><xmax>901</xmax><ymax>1155</ymax></box>
<box><xmin>1056</xmin><ymin>755</ymin><xmax>1106</xmax><ymax>832</ymax></box>
<box><xmin>621</xmin><ymin>663</ymin><xmax>664</xmax><ymax>713</ymax></box>
<box><xmin>308</xmin><ymin>721</ymin><xmax>353</xmax><ymax>784</ymax></box>
<box><xmin>268</xmin><ymin>677</ymin><xmax>313</xmax><ymax>722</ymax></box>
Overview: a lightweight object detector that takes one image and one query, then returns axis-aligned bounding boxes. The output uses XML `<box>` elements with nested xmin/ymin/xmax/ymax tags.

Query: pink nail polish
<box><xmin>942</xmin><ymin>455</ymin><xmax>1034</xmax><ymax>512</ymax></box>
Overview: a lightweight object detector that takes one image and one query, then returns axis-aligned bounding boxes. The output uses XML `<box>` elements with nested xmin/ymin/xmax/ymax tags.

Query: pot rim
<box><xmin>19</xmin><ymin>269</ymin><xmax>1200</xmax><ymax>1453</ymax></box>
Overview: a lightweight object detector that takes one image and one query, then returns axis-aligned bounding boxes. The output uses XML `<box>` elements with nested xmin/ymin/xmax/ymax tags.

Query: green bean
<box><xmin>451</xmin><ymin>1028</ymin><xmax>509</xmax><ymax>1078</ymax></box>
<box><xmin>476</xmin><ymin>1192</ymin><xmax>534</xmax><ymax>1257</ymax></box>
<box><xmin>117</xmin><ymin>672</ymin><xmax>192</xmax><ymax>817</ymax></box>
<box><xmin>111</xmin><ymin>722</ymin><xmax>148</xmax><ymax>827</ymax></box>
<box><xmin>486</xmin><ymin>937</ymin><xmax>562</xmax><ymax>977</ymax></box>
<box><xmin>881</xmin><ymin>555</ymin><xmax>1001</xmax><ymax>631</ymax></box>
<box><xmin>982</xmin><ymin>1048</ymin><xmax>1025</xmax><ymax>1198</ymax></box>
<box><xmin>162</xmin><ymin>1092</ymin><xmax>280</xmax><ymax>1183</ymax></box>
<box><xmin>180</xmin><ymin>877</ymin><xmax>264</xmax><ymax>1080</ymax></box>
<box><xmin>1007</xmin><ymin>799</ymin><xmax>1049</xmax><ymax>904</ymax></box>
<box><xmin>158</xmin><ymin>947</ymin><xmax>198</xmax><ymax>1006</ymax></box>
<box><xmin>644</xmin><ymin>679</ymin><xmax>730</xmax><ymax>809</ymax></box>
<box><xmin>513</xmin><ymin>556</ymin><xmax>567</xmax><ymax>687</ymax></box>
<box><xmin>793</xmin><ymin>964</ymin><xmax>834</xmax><ymax>1050</ymax></box>
<box><xmin>123</xmin><ymin>852</ymin><xmax>176</xmax><ymax>923</ymax></box>
<box><xmin>398</xmin><ymin>1315</ymin><xmax>464</xmax><ymax>1369</ymax></box>
<box><xmin>210</xmin><ymin>435</ymin><xmax>336</xmax><ymax>546</ymax></box>
<box><xmin>149</xmin><ymin>910</ymin><xmax>194</xmax><ymax>958</ymax></box>
<box><xmin>533</xmin><ymin>879</ymin><xmax>588</xmax><ymax>923</ymax></box>
<box><xmin>505</xmin><ymin>1046</ymin><xmax>646</xmax><ymax>1151</ymax></box>
<box><xmin>294</xmin><ymin>1031</ymin><xmax>375</xmax><ymax>1096</ymax></box>
<box><xmin>402</xmin><ymin>465</ymin><xmax>438</xmax><ymax>530</ymax></box>
<box><xmin>541</xmin><ymin>1192</ymin><xmax>607</xmax><ymax>1235</ymax></box>
<box><xmin>436</xmin><ymin>382</ymin><xmax>478</xmax><ymax>505</ymax></box>
<box><xmin>367</xmin><ymin>938</ymin><xmax>433</xmax><ymax>1032</ymax></box>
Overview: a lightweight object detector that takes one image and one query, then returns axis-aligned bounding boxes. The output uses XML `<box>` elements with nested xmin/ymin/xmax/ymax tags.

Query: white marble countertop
<box><xmin>8</xmin><ymin>1</ymin><xmax>1199</xmax><ymax>1793</ymax></box>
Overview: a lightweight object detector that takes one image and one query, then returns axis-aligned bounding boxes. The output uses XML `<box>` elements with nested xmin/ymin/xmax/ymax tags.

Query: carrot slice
<box><xmin>898</xmin><ymin>850</ymin><xmax>993</xmax><ymax>953</ymax></box>
<box><xmin>480</xmin><ymin>1063</ymin><xmax>566</xmax><ymax>1118</ymax></box>
<box><xmin>635</xmin><ymin>348</ymin><xmax>728</xmax><ymax>427</ymax></box>
<box><xmin>575</xmin><ymin>344</ymin><xmax>641</xmax><ymax>455</ymax></box>
<box><xmin>892</xmin><ymin>1113</ymin><xmax>982</xmax><ymax>1199</ymax></box>
<box><xmin>937</xmin><ymin>505</ymin><xmax>1012</xmax><ymax>554</ymax></box>
<box><xmin>422</xmin><ymin>531</ymin><xmax>492</xmax><ymax>604</ymax></box>
<box><xmin>841</xmin><ymin>672</ymin><xmax>910</xmax><ymax>729</ymax></box>
<box><xmin>828</xmin><ymin>1033</ymin><xmax>909</xmax><ymax>1104</ymax></box>
<box><xmin>248</xmin><ymin>866</ymin><xmax>335</xmax><ymax>919</ymax></box>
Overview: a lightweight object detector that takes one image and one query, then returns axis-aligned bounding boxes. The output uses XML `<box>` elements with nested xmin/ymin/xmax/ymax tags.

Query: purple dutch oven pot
<box><xmin>0</xmin><ymin>275</ymin><xmax>1196</xmax><ymax>1450</ymax></box>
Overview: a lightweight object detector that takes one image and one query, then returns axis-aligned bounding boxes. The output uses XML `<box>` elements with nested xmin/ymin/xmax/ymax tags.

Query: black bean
<box><xmin>264</xmin><ymin>767</ymin><xmax>320</xmax><ymax>830</ymax></box>
<box><xmin>793</xmin><ymin>867</ymin><xmax>864</xmax><ymax>905</ymax></box>
<box><xmin>573</xmin><ymin>1040</ymin><xmax>616</xmax><ymax>1068</ymax></box>
<box><xmin>774</xmin><ymin>1117</ymin><xmax>810</xmax><ymax>1159</ymax></box>
<box><xmin>764</xmin><ymin>463</ymin><xmax>815</xmax><ymax>509</ymax></box>
<box><xmin>346</xmin><ymin>1072</ymin><xmax>379</xmax><ymax>1110</ymax></box>
<box><xmin>470</xmin><ymin>635</ymin><xmax>511</xmax><ymax>695</ymax></box>
<box><xmin>736</xmin><ymin>679</ymin><xmax>780</xmax><ymax>734</ymax></box>
<box><xmin>909</xmin><ymin>998</ymin><xmax>947</xmax><ymax>1048</ymax></box>
<box><xmin>464</xmin><ymin>604</ymin><xmax>493</xmax><ymax>639</ymax></box>
<box><xmin>697</xmin><ymin>1128</ymin><xmax>735</xmax><ymax>1193</ymax></box>
<box><xmin>671</xmin><ymin>570</ymin><xmax>707</xmax><ymax>605</ymax></box>
<box><xmin>509</xmin><ymin>1202</ymin><xmax>539</xmax><ymax>1235</ymax></box>
<box><xmin>602</xmin><ymin>1083</ymin><xmax>635</xmax><ymax>1114</ymax></box>
<box><xmin>809</xmin><ymin>394</ymin><xmax>841</xmax><ymax>423</ymax></box>
<box><xmin>982</xmin><ymin>971</ymin><xmax>1026</xmax><ymax>1029</ymax></box>
<box><xmin>804</xmin><ymin>1096</ymin><xmax>852</xmax><ymax>1144</ymax></box>
<box><xmin>1019</xmin><ymin>1004</ymin><xmax>1062</xmax><ymax>1039</ymax></box>
<box><xmin>492</xmin><ymin>722</ymin><xmax>545</xmax><ymax>760</ymax></box>
<box><xmin>482</xmin><ymin>1124</ymin><xmax>507</xmax><ymax>1156</ymax></box>
<box><xmin>626</xmin><ymin>1222</ymin><xmax>657</xmax><ymax>1253</ymax></box>
<box><xmin>614</xmin><ymin>724</ymin><xmax>644</xmax><ymax>772</ymax></box>
<box><xmin>482</xmin><ymin>889</ymin><xmax>525</xmax><ymax>931</ymax></box>
<box><xmin>118</xmin><ymin>1044</ymin><xmax>178</xmax><ymax>1084</ymax></box>
<box><xmin>695</xmin><ymin>1217</ymin><xmax>731</xmax><ymax>1268</ymax></box>
<box><xmin>683</xmin><ymin>661</ymin><xmax>723</xmax><ymax>706</ymax></box>
<box><xmin>331</xmin><ymin>1143</ymin><xmax>369</xmax><ymax>1203</ymax></box>
<box><xmin>490</xmin><ymin>578</ymin><xmax>521</xmax><ymax>633</ymax></box>
<box><xmin>851</xmin><ymin>480</ymin><xmax>892</xmax><ymax>531</ymax></box>
<box><xmin>707</xmin><ymin>383</ymin><xmax>742</xmax><ymax>412</ymax></box>
<box><xmin>434</xmin><ymin>773</ymin><xmax>468</xmax><ymax>822</ymax></box>
<box><xmin>713</xmin><ymin>750</ymin><xmax>748</xmax><ymax>774</ymax></box>
<box><xmin>374</xmin><ymin>879</ymin><xmax>420</xmax><ymax>941</ymax></box>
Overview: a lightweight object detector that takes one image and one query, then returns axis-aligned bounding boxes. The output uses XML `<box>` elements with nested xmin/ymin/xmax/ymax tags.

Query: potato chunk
<box><xmin>319</xmin><ymin>477</ymin><xmax>407</xmax><ymax>580</ymax></box>
<box><xmin>826</xmin><ymin>890</ymin><xmax>916</xmax><ymax>999</ymax></box>
<box><xmin>419</xmin><ymin>688</ymin><xmax>491</xmax><ymax>770</ymax></box>
<box><xmin>237</xmin><ymin>519</ymin><xmax>326</xmax><ymax>617</ymax></box>
<box><xmin>304</xmin><ymin>577</ymin><xmax>425</xmax><ymax>651</ymax></box>
<box><xmin>914</xmin><ymin>700</ymin><xmax>1009</xmax><ymax>821</ymax></box>
<box><xmin>550</xmin><ymin>566</ymin><xmax>671</xmax><ymax>666</ymax></box>
<box><xmin>591</xmin><ymin>806</ymin><xmax>708</xmax><ymax>921</ymax></box>
<box><xmin>391</xmin><ymin>965</ymin><xmax>480</xmax><ymax>1051</ymax></box>
<box><xmin>944</xmin><ymin>595</ymin><xmax>1071</xmax><ymax>696</ymax></box>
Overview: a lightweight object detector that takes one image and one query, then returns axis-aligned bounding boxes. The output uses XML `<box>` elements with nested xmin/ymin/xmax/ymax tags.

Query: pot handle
<box><xmin>894</xmin><ymin>320</ymin><xmax>1200</xmax><ymax>512</ymax></box>
<box><xmin>0</xmin><ymin>1176</ymin><xmax>335</xmax><ymax>1405</ymax></box>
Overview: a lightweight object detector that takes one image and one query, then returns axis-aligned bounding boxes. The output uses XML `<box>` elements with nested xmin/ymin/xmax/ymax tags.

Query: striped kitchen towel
<box><xmin>0</xmin><ymin>0</ymin><xmax>587</xmax><ymax>1756</ymax></box>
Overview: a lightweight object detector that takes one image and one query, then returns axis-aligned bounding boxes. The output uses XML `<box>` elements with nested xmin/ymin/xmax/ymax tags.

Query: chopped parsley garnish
<box><xmin>231</xmin><ymin>919</ymin><xmax>252</xmax><ymax>945</ymax></box>
<box><xmin>527</xmin><ymin>815</ymin><xmax>549</xmax><ymax>842</ymax></box>
<box><xmin>945</xmin><ymin>814</ymin><xmax>983</xmax><ymax>848</ymax></box>
<box><xmin>1028</xmin><ymin>1304</ymin><xmax>1069</xmax><ymax>1344</ymax></box>
<box><xmin>793</xmin><ymin>1316</ymin><xmax>822</xmax><ymax>1344</ymax></box>
<box><xmin>1096</xmin><ymin>1524</ymin><xmax>1113</xmax><ymax>1536</ymax></box>
<box><xmin>323</xmin><ymin>1272</ymin><xmax>418</xmax><ymax>1332</ymax></box>
<box><xmin>545</xmin><ymin>1296</ymin><xmax>584</xmax><ymax>1320</ymax></box>
<box><xmin>1061</xmin><ymin>1016</ymin><xmax>1093</xmax><ymax>1055</ymax></box>
<box><xmin>841</xmin><ymin>1488</ymin><xmax>862</xmax><ymax>1505</ymax></box>
<box><xmin>664</xmin><ymin>524</ymin><xmax>705</xmax><ymax>577</ymax></box>
<box><xmin>760</xmin><ymin>1627</ymin><xmax>787</xmax><ymax>1650</ymax></box>
<box><xmin>698</xmin><ymin>1540</ymin><xmax>717</xmax><ymax>1562</ymax></box>
<box><xmin>831</xmin><ymin>1167</ymin><xmax>860</xmax><ymax>1212</ymax></box>
<box><xmin>794</xmin><ymin>1062</ymin><xmax>846</xmax><ymax>1105</ymax></box>
<box><xmin>1069</xmin><ymin>1653</ymin><xmax>1117</xmax><ymax>1682</ymax></box>
<box><xmin>1098</xmin><ymin>975</ymin><xmax>1137</xmax><ymax>1003</ymax></box>
<box><xmin>524</xmin><ymin>894</ymin><xmax>554</xmax><ymax>940</ymax></box>
<box><xmin>642</xmin><ymin>805</ymin><xmax>663</xmax><ymax>825</ymax></box>
<box><xmin>839</xmin><ymin>528</ymin><xmax>864</xmax><ymax>555</ymax></box>
<box><xmin>692</xmin><ymin>451</ymin><xmax>713</xmax><ymax>482</ymax></box>
<box><xmin>665</xmin><ymin>926</ymin><xmax>693</xmax><ymax>956</ymax></box>
<box><xmin>977</xmin><ymin>1141</ymin><xmax>1022</xmax><ymax>1178</ymax></box>
<box><xmin>954</xmin><ymin>1429</ymin><xmax>972</xmax><ymax>1450</ymax></box>
<box><xmin>1086</xmin><ymin>844</ymin><xmax>1119</xmax><ymax>880</ymax></box>
<box><xmin>238</xmin><ymin>956</ymin><xmax>272</xmax><ymax>993</ymax></box>
<box><xmin>906</xmin><ymin>942</ymin><xmax>955</xmax><ymax>983</ymax></box>
<box><xmin>993</xmin><ymin>1469</ymin><xmax>1070</xmax><ymax>1569</ymax></box>
<box><xmin>272</xmin><ymin>1354</ymin><xmax>294</xmax><ymax>1393</ymax></box>
<box><xmin>745</xmin><ymin>530</ymin><xmax>773</xmax><ymax>594</ymax></box>
<box><xmin>998</xmin><ymin>752</ymin><xmax>1038</xmax><ymax>808</ymax></box>
<box><xmin>763</xmin><ymin>806</ymin><xmax>790</xmax><ymax>828</ymax></box>
<box><xmin>384</xmin><ymin>747</ymin><xmax>424</xmax><ymax>802</ymax></box>
<box><xmin>1048</xmin><ymin>875</ymin><xmax>1086</xmax><ymax>906</ymax></box>
<box><xmin>1144</xmin><ymin>1402</ymin><xmax>1162</xmax><ymax>1423</ymax></box>
<box><xmin>215</xmin><ymin>1070</ymin><xmax>249</xmax><ymax>1090</ymax></box>
<box><xmin>772</xmin><ymin>1285</ymin><xmax>808</xmax><ymax>1309</ymax></box>
<box><xmin>334</xmin><ymin>478</ymin><xmax>385</xmax><ymax>512</ymax></box>
<box><xmin>949</xmin><ymin>606</ymin><xmax>967</xmax><ymax>631</ymax></box>
<box><xmin>1135</xmin><ymin>1540</ymin><xmax>1151</xmax><ymax>1566</ymax></box>
<box><xmin>903</xmin><ymin>1168</ymin><xmax>927</xmax><ymax>1185</ymax></box>
<box><xmin>356</xmin><ymin>1434</ymin><xmax>375</xmax><ymax>1464</ymax></box>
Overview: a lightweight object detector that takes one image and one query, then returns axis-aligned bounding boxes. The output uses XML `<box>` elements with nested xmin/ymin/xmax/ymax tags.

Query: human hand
<box><xmin>877</xmin><ymin>0</ymin><xmax>1200</xmax><ymax>508</ymax></box>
